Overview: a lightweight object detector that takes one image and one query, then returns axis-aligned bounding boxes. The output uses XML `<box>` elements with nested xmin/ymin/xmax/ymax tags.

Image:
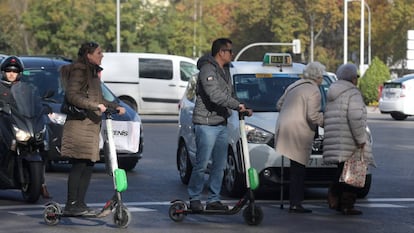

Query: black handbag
<box><xmin>60</xmin><ymin>97</ymin><xmax>87</xmax><ymax>120</ymax></box>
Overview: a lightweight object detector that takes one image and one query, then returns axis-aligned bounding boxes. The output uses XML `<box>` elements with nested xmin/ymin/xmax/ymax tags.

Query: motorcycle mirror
<box><xmin>0</xmin><ymin>100</ymin><xmax>11</xmax><ymax>114</ymax></box>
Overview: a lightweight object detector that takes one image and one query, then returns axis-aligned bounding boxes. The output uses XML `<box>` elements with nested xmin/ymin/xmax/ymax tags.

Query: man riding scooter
<box><xmin>0</xmin><ymin>56</ymin><xmax>50</xmax><ymax>200</ymax></box>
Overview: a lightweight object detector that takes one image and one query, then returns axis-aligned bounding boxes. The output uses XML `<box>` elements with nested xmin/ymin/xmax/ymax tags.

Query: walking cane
<box><xmin>280</xmin><ymin>155</ymin><xmax>284</xmax><ymax>209</ymax></box>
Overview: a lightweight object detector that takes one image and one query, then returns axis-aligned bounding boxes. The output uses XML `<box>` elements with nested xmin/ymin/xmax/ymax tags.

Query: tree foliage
<box><xmin>0</xmin><ymin>0</ymin><xmax>412</xmax><ymax>74</ymax></box>
<box><xmin>359</xmin><ymin>57</ymin><xmax>390</xmax><ymax>105</ymax></box>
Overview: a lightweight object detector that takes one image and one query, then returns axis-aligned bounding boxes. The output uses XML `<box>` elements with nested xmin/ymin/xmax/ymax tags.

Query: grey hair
<box><xmin>303</xmin><ymin>61</ymin><xmax>326</xmax><ymax>81</ymax></box>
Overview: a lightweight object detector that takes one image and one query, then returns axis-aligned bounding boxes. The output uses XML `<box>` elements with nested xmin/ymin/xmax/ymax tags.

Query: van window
<box><xmin>180</xmin><ymin>61</ymin><xmax>198</xmax><ymax>81</ymax></box>
<box><xmin>139</xmin><ymin>58</ymin><xmax>173</xmax><ymax>80</ymax></box>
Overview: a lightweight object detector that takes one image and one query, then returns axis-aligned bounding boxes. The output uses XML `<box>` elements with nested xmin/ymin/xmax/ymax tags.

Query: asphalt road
<box><xmin>1</xmin><ymin>107</ymin><xmax>414</xmax><ymax>233</ymax></box>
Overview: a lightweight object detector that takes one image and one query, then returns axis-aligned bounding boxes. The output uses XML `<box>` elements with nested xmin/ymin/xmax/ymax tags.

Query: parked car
<box><xmin>0</xmin><ymin>56</ymin><xmax>144</xmax><ymax>171</ymax></box>
<box><xmin>378</xmin><ymin>74</ymin><xmax>414</xmax><ymax>120</ymax></box>
<box><xmin>176</xmin><ymin>47</ymin><xmax>372</xmax><ymax>198</ymax></box>
<box><xmin>101</xmin><ymin>52</ymin><xmax>198</xmax><ymax>114</ymax></box>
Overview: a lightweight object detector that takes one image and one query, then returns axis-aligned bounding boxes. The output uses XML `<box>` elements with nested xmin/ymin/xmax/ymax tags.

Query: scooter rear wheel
<box><xmin>242</xmin><ymin>205</ymin><xmax>263</xmax><ymax>226</ymax></box>
<box><xmin>113</xmin><ymin>205</ymin><xmax>131</xmax><ymax>228</ymax></box>
<box><xmin>43</xmin><ymin>202</ymin><xmax>61</xmax><ymax>226</ymax></box>
<box><xmin>169</xmin><ymin>202</ymin><xmax>186</xmax><ymax>222</ymax></box>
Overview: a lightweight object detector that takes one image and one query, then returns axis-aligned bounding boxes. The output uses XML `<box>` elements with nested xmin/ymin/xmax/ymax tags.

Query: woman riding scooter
<box><xmin>0</xmin><ymin>56</ymin><xmax>51</xmax><ymax>199</ymax></box>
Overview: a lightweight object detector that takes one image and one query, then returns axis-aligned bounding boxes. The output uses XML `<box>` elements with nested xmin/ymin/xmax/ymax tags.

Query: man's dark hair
<box><xmin>211</xmin><ymin>38</ymin><xmax>232</xmax><ymax>57</ymax></box>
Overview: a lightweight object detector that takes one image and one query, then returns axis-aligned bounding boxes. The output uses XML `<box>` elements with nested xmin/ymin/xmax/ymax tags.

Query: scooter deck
<box><xmin>170</xmin><ymin>199</ymin><xmax>246</xmax><ymax>215</ymax></box>
<box><xmin>182</xmin><ymin>208</ymin><xmax>241</xmax><ymax>215</ymax></box>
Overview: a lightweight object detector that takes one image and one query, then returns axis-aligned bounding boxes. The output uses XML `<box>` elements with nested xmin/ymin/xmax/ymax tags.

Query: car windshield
<box><xmin>233</xmin><ymin>74</ymin><xmax>299</xmax><ymax>112</ymax></box>
<box><xmin>21</xmin><ymin>68</ymin><xmax>117</xmax><ymax>104</ymax></box>
<box><xmin>21</xmin><ymin>68</ymin><xmax>64</xmax><ymax>103</ymax></box>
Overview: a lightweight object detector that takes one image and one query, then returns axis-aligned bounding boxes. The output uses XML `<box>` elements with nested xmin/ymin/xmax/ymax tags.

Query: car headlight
<box><xmin>48</xmin><ymin>112</ymin><xmax>67</xmax><ymax>125</ymax></box>
<box><xmin>13</xmin><ymin>125</ymin><xmax>31</xmax><ymax>142</ymax></box>
<box><xmin>245</xmin><ymin>124</ymin><xmax>273</xmax><ymax>144</ymax></box>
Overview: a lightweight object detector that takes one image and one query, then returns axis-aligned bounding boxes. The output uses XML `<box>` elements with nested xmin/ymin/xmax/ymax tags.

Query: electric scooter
<box><xmin>169</xmin><ymin>111</ymin><xmax>263</xmax><ymax>225</ymax></box>
<box><xmin>43</xmin><ymin>109</ymin><xmax>131</xmax><ymax>228</ymax></box>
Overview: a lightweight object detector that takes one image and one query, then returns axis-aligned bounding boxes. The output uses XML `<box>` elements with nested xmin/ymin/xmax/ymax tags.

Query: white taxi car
<box><xmin>176</xmin><ymin>47</ymin><xmax>371</xmax><ymax>198</ymax></box>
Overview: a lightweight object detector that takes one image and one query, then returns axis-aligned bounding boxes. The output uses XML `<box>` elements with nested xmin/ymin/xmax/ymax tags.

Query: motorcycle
<box><xmin>0</xmin><ymin>82</ymin><xmax>50</xmax><ymax>203</ymax></box>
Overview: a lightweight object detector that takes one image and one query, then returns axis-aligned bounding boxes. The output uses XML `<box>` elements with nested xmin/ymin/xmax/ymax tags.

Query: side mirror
<box><xmin>42</xmin><ymin>103</ymin><xmax>53</xmax><ymax>114</ymax></box>
<box><xmin>43</xmin><ymin>89</ymin><xmax>55</xmax><ymax>99</ymax></box>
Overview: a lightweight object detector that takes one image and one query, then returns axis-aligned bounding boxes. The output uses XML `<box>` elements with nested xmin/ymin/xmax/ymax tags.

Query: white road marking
<box><xmin>1</xmin><ymin>198</ymin><xmax>414</xmax><ymax>217</ymax></box>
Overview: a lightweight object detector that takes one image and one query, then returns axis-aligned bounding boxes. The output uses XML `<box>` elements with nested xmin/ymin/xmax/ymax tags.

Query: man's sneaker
<box><xmin>63</xmin><ymin>201</ymin><xmax>87</xmax><ymax>216</ymax></box>
<box><xmin>205</xmin><ymin>201</ymin><xmax>229</xmax><ymax>211</ymax></box>
<box><xmin>189</xmin><ymin>200</ymin><xmax>203</xmax><ymax>212</ymax></box>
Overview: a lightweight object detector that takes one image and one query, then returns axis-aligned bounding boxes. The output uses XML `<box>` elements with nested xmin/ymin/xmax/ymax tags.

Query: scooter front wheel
<box><xmin>242</xmin><ymin>204</ymin><xmax>263</xmax><ymax>226</ymax></box>
<box><xmin>113</xmin><ymin>205</ymin><xmax>131</xmax><ymax>228</ymax></box>
<box><xmin>169</xmin><ymin>202</ymin><xmax>187</xmax><ymax>222</ymax></box>
<box><xmin>43</xmin><ymin>202</ymin><xmax>61</xmax><ymax>226</ymax></box>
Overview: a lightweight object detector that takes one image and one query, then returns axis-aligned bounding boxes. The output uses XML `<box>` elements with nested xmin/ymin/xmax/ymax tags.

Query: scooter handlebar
<box><xmin>238</xmin><ymin>109</ymin><xmax>252</xmax><ymax>120</ymax></box>
<box><xmin>103</xmin><ymin>108</ymin><xmax>120</xmax><ymax>119</ymax></box>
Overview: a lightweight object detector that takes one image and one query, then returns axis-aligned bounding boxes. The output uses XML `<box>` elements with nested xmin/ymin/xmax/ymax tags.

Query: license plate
<box><xmin>308</xmin><ymin>155</ymin><xmax>335</xmax><ymax>167</ymax></box>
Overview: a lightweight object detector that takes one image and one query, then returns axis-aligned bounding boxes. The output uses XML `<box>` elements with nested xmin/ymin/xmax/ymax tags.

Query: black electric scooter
<box><xmin>169</xmin><ymin>111</ymin><xmax>263</xmax><ymax>225</ymax></box>
<box><xmin>43</xmin><ymin>109</ymin><xmax>131</xmax><ymax>228</ymax></box>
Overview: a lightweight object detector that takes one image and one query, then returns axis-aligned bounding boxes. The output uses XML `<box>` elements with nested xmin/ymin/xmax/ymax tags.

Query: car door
<box><xmin>138</xmin><ymin>57</ymin><xmax>178</xmax><ymax>114</ymax></box>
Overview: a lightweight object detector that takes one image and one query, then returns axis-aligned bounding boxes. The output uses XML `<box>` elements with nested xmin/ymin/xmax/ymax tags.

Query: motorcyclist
<box><xmin>0</xmin><ymin>56</ymin><xmax>51</xmax><ymax>198</ymax></box>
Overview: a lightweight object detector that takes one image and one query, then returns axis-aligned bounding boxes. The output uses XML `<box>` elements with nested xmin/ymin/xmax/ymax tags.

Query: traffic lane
<box><xmin>367</xmin><ymin>111</ymin><xmax>414</xmax><ymax>199</ymax></box>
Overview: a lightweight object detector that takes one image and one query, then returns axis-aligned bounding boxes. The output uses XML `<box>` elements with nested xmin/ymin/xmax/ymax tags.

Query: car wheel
<box><xmin>391</xmin><ymin>112</ymin><xmax>408</xmax><ymax>120</ymax></box>
<box><xmin>223</xmin><ymin>150</ymin><xmax>245</xmax><ymax>197</ymax></box>
<box><xmin>118</xmin><ymin>157</ymin><xmax>138</xmax><ymax>171</ymax></box>
<box><xmin>356</xmin><ymin>174</ymin><xmax>372</xmax><ymax>198</ymax></box>
<box><xmin>177</xmin><ymin>143</ymin><xmax>192</xmax><ymax>185</ymax></box>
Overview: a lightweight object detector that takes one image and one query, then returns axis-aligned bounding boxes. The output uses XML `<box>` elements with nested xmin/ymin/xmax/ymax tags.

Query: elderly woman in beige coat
<box><xmin>274</xmin><ymin>61</ymin><xmax>325</xmax><ymax>213</ymax></box>
<box><xmin>61</xmin><ymin>42</ymin><xmax>125</xmax><ymax>216</ymax></box>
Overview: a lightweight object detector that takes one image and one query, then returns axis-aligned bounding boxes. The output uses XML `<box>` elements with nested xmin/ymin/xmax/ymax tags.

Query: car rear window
<box><xmin>383</xmin><ymin>83</ymin><xmax>402</xmax><ymax>89</ymax></box>
<box><xmin>233</xmin><ymin>74</ymin><xmax>298</xmax><ymax>112</ymax></box>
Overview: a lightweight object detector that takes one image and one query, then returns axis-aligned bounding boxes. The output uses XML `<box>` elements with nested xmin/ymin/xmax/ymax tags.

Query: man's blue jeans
<box><xmin>188</xmin><ymin>124</ymin><xmax>228</xmax><ymax>203</ymax></box>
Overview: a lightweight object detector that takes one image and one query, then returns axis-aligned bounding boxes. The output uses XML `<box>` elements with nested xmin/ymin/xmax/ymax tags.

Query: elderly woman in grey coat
<box><xmin>323</xmin><ymin>63</ymin><xmax>375</xmax><ymax>215</ymax></box>
<box><xmin>274</xmin><ymin>61</ymin><xmax>325</xmax><ymax>213</ymax></box>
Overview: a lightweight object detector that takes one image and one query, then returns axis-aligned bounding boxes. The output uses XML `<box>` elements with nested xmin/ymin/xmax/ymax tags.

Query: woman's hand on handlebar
<box><xmin>97</xmin><ymin>104</ymin><xmax>107</xmax><ymax>113</ymax></box>
<box><xmin>116</xmin><ymin>106</ymin><xmax>126</xmax><ymax>115</ymax></box>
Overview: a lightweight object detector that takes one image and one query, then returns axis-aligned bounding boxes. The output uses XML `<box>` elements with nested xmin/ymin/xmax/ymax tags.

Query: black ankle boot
<box><xmin>63</xmin><ymin>201</ymin><xmax>87</xmax><ymax>216</ymax></box>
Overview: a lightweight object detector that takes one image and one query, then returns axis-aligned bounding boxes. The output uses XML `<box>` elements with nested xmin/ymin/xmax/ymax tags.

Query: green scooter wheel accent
<box><xmin>248</xmin><ymin>167</ymin><xmax>259</xmax><ymax>190</ymax></box>
<box><xmin>114</xmin><ymin>169</ymin><xmax>128</xmax><ymax>192</ymax></box>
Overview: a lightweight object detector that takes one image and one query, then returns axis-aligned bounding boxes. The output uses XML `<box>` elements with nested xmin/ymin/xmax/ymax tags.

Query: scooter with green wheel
<box><xmin>169</xmin><ymin>110</ymin><xmax>263</xmax><ymax>226</ymax></box>
<box><xmin>43</xmin><ymin>109</ymin><xmax>131</xmax><ymax>228</ymax></box>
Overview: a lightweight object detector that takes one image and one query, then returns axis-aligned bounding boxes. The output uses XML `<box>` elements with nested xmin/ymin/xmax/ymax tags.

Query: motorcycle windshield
<box><xmin>10</xmin><ymin>82</ymin><xmax>43</xmax><ymax>118</ymax></box>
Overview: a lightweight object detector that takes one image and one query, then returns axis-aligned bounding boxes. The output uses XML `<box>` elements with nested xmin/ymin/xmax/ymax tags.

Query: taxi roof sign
<box><xmin>263</xmin><ymin>53</ymin><xmax>292</xmax><ymax>66</ymax></box>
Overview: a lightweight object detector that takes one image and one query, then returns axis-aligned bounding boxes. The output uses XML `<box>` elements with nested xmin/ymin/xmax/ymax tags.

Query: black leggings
<box><xmin>67</xmin><ymin>159</ymin><xmax>95</xmax><ymax>204</ymax></box>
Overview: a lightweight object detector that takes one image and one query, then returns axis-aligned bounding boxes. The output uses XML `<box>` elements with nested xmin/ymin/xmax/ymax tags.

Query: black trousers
<box><xmin>289</xmin><ymin>160</ymin><xmax>306</xmax><ymax>206</ymax></box>
<box><xmin>67</xmin><ymin>159</ymin><xmax>95</xmax><ymax>204</ymax></box>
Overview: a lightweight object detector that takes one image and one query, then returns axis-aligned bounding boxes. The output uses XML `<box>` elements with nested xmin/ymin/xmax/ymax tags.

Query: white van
<box><xmin>101</xmin><ymin>52</ymin><xmax>198</xmax><ymax>114</ymax></box>
<box><xmin>379</xmin><ymin>74</ymin><xmax>414</xmax><ymax>120</ymax></box>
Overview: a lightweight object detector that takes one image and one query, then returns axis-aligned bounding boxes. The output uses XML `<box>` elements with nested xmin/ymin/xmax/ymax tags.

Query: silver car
<box><xmin>176</xmin><ymin>51</ymin><xmax>372</xmax><ymax>198</ymax></box>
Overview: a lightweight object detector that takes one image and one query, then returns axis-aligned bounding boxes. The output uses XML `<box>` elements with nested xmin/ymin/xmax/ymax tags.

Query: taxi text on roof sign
<box><xmin>262</xmin><ymin>53</ymin><xmax>292</xmax><ymax>66</ymax></box>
